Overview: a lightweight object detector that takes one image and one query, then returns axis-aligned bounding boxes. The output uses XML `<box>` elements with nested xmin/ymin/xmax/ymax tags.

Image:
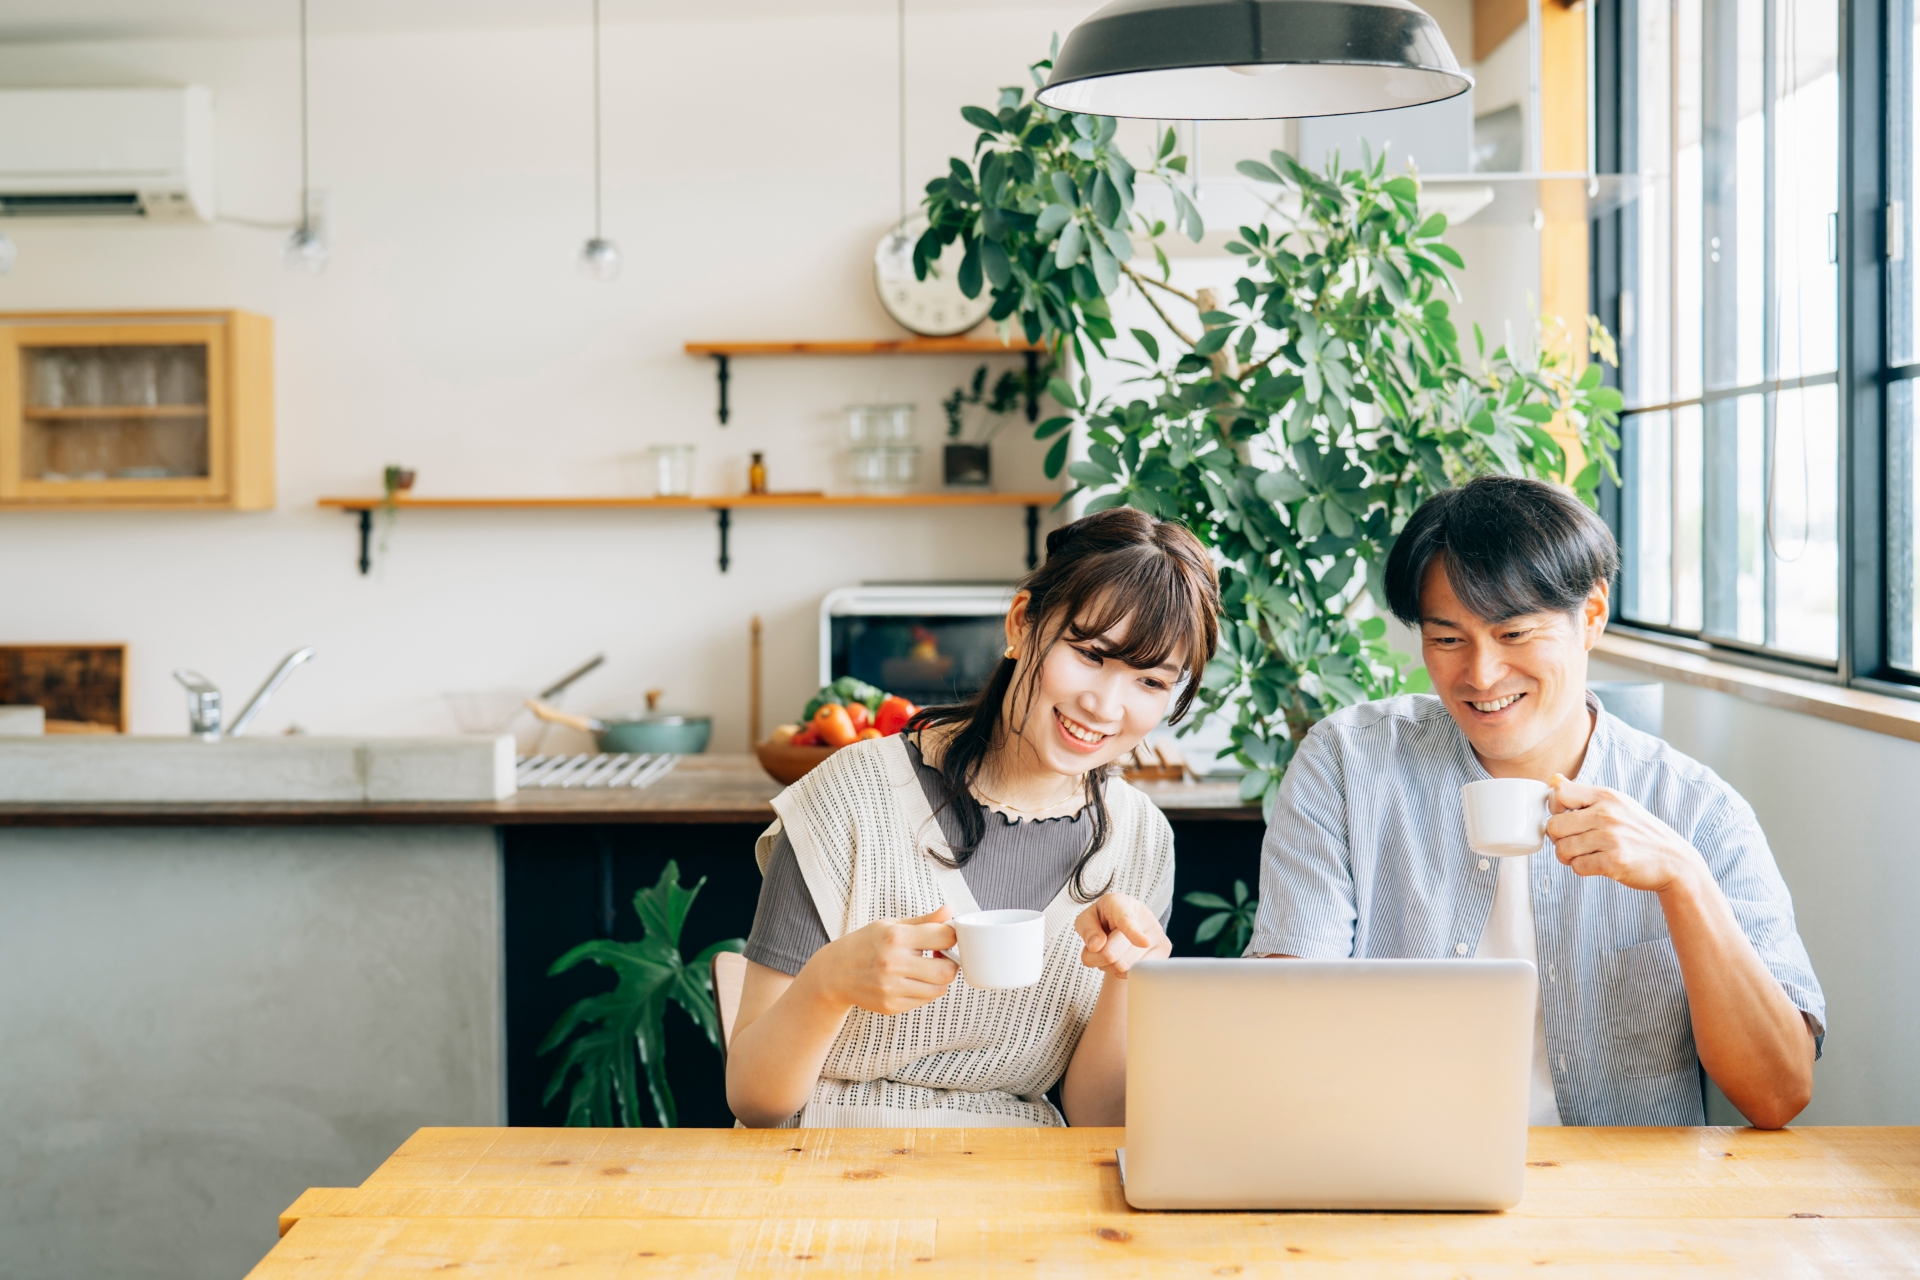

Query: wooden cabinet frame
<box><xmin>0</xmin><ymin>310</ymin><xmax>273</xmax><ymax>510</ymax></box>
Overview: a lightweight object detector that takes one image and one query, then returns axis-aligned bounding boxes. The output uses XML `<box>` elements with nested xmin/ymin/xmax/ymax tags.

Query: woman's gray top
<box><xmin>745</xmin><ymin>739</ymin><xmax>1170</xmax><ymax>977</ymax></box>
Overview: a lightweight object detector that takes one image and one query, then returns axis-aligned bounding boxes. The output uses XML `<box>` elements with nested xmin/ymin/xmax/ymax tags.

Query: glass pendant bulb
<box><xmin>283</xmin><ymin>225</ymin><xmax>329</xmax><ymax>273</ymax></box>
<box><xmin>579</xmin><ymin>236</ymin><xmax>621</xmax><ymax>282</ymax></box>
<box><xmin>0</xmin><ymin>229</ymin><xmax>15</xmax><ymax>275</ymax></box>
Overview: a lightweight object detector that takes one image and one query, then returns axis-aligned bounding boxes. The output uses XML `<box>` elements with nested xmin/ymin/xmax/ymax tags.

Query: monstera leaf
<box><xmin>539</xmin><ymin>861</ymin><xmax>743</xmax><ymax>1128</ymax></box>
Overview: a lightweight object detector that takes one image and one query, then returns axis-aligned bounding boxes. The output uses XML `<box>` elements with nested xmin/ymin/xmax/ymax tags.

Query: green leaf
<box><xmin>1037</xmin><ymin>202</ymin><xmax>1073</xmax><ymax>235</ymax></box>
<box><xmin>1183</xmin><ymin>892</ymin><xmax>1234</xmax><ymax>911</ymax></box>
<box><xmin>1087</xmin><ymin>238</ymin><xmax>1120</xmax><ymax>293</ymax></box>
<box><xmin>540</xmin><ymin>862</ymin><xmax>742</xmax><ymax>1129</ymax></box>
<box><xmin>1577</xmin><ymin>361</ymin><xmax>1604</xmax><ymax>390</ymax></box>
<box><xmin>957</xmin><ymin>241</ymin><xmax>983</xmax><ymax>298</ymax></box>
<box><xmin>1384</xmin><ymin>176</ymin><xmax>1419</xmax><ymax>204</ymax></box>
<box><xmin>1359</xmin><ymin>617</ymin><xmax>1387</xmax><ymax>640</ymax></box>
<box><xmin>1130</xmin><ymin>328</ymin><xmax>1160</xmax><ymax>362</ymax></box>
<box><xmin>1170</xmin><ymin>185</ymin><xmax>1204</xmax><ymax>242</ymax></box>
<box><xmin>1405</xmin><ymin>666</ymin><xmax>1433</xmax><ymax>693</ymax></box>
<box><xmin>1091</xmin><ymin>171</ymin><xmax>1121</xmax><ymax>224</ymax></box>
<box><xmin>1513</xmin><ymin>402</ymin><xmax>1556</xmax><ymax>423</ymax></box>
<box><xmin>1046</xmin><ymin>376</ymin><xmax>1080</xmax><ymax>408</ymax></box>
<box><xmin>1034</xmin><ymin>414</ymin><xmax>1074</xmax><ymax>439</ymax></box>
<box><xmin>1193</xmin><ymin>326</ymin><xmax>1231</xmax><ymax>356</ymax></box>
<box><xmin>1415</xmin><ymin>212</ymin><xmax>1448</xmax><ymax>238</ymax></box>
<box><xmin>1253</xmin><ymin>469</ymin><xmax>1308</xmax><ymax>504</ymax></box>
<box><xmin>960</xmin><ymin>105</ymin><xmax>1002</xmax><ymax>133</ymax></box>
<box><xmin>1235</xmin><ymin>159</ymin><xmax>1285</xmax><ymax>185</ymax></box>
<box><xmin>1430</xmin><ymin>242</ymin><xmax>1465</xmax><ymax>268</ymax></box>
<box><xmin>1194</xmin><ymin>912</ymin><xmax>1229</xmax><ymax>943</ymax></box>
<box><xmin>1054</xmin><ymin>220</ymin><xmax>1085</xmax><ymax>270</ymax></box>
<box><xmin>1043</xmin><ymin>433</ymin><xmax>1071</xmax><ymax>479</ymax></box>
<box><xmin>980</xmin><ymin>237</ymin><xmax>1013</xmax><ymax>289</ymax></box>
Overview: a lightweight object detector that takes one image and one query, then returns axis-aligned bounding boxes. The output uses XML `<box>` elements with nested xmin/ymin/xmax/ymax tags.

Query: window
<box><xmin>1612</xmin><ymin>0</ymin><xmax>1842</xmax><ymax>664</ymax></box>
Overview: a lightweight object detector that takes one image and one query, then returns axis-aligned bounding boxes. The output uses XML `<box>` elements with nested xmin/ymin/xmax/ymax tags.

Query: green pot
<box><xmin>595</xmin><ymin>714</ymin><xmax>711</xmax><ymax>755</ymax></box>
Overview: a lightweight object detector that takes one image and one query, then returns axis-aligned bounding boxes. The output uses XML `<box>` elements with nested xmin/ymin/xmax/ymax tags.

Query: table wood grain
<box><xmin>250</xmin><ymin>1126</ymin><xmax>1920</xmax><ymax>1277</ymax></box>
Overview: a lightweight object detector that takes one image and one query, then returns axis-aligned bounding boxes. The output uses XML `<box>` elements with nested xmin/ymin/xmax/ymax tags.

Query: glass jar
<box><xmin>649</xmin><ymin>444</ymin><xmax>696</xmax><ymax>497</ymax></box>
<box><xmin>846</xmin><ymin>404</ymin><xmax>915</xmax><ymax>446</ymax></box>
<box><xmin>849</xmin><ymin>445</ymin><xmax>920</xmax><ymax>494</ymax></box>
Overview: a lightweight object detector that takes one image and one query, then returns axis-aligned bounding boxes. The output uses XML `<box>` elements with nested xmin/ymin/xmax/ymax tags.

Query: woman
<box><xmin>726</xmin><ymin>507</ymin><xmax>1220</xmax><ymax>1128</ymax></box>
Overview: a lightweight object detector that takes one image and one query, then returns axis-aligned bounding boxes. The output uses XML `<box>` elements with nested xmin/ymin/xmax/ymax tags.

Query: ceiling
<box><xmin>0</xmin><ymin>0</ymin><xmax>1060</xmax><ymax>44</ymax></box>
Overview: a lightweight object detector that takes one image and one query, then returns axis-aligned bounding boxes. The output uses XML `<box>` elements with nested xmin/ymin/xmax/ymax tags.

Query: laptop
<box><xmin>1120</xmin><ymin>958</ymin><xmax>1536</xmax><ymax>1211</ymax></box>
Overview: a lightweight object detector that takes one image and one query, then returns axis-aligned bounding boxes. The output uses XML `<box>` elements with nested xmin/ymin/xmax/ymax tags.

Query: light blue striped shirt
<box><xmin>1249</xmin><ymin>693</ymin><xmax>1826</xmax><ymax>1126</ymax></box>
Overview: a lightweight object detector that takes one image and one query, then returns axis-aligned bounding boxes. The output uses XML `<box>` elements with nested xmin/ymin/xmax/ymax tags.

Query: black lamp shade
<box><xmin>1037</xmin><ymin>0</ymin><xmax>1471</xmax><ymax>120</ymax></box>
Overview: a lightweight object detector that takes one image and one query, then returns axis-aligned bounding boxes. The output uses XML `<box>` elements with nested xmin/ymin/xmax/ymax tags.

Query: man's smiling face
<box><xmin>1418</xmin><ymin>558</ymin><xmax>1607</xmax><ymax>773</ymax></box>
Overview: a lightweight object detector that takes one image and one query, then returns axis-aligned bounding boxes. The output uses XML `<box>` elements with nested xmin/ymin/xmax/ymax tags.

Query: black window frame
<box><xmin>1593</xmin><ymin>0</ymin><xmax>1916</xmax><ymax>697</ymax></box>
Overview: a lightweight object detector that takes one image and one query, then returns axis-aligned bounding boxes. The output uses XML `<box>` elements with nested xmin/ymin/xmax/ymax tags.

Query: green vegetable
<box><xmin>802</xmin><ymin>676</ymin><xmax>884</xmax><ymax>724</ymax></box>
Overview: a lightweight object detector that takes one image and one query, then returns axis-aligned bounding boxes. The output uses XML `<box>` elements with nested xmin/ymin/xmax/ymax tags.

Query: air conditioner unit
<box><xmin>0</xmin><ymin>87</ymin><xmax>215</xmax><ymax>222</ymax></box>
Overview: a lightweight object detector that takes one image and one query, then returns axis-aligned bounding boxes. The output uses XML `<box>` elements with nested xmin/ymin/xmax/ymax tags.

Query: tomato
<box><xmin>856</xmin><ymin>727</ymin><xmax>882</xmax><ymax>741</ymax></box>
<box><xmin>811</xmin><ymin>702</ymin><xmax>859</xmax><ymax>748</ymax></box>
<box><xmin>788</xmin><ymin>726</ymin><xmax>821</xmax><ymax>746</ymax></box>
<box><xmin>846</xmin><ymin>701</ymin><xmax>871</xmax><ymax>733</ymax></box>
<box><xmin>874</xmin><ymin>695</ymin><xmax>918</xmax><ymax>736</ymax></box>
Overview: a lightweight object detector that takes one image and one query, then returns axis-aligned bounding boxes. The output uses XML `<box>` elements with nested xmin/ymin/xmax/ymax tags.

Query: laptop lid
<box><xmin>1123</xmin><ymin>958</ymin><xmax>1536</xmax><ymax>1211</ymax></box>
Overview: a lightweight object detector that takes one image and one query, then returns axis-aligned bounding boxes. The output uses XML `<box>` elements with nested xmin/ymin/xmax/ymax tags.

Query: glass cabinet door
<box><xmin>2</xmin><ymin>321</ymin><xmax>230</xmax><ymax>503</ymax></box>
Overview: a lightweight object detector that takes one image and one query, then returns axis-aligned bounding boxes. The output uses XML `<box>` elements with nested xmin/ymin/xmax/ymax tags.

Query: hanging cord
<box><xmin>592</xmin><ymin>0</ymin><xmax>603</xmax><ymax>240</ymax></box>
<box><xmin>896</xmin><ymin>0</ymin><xmax>904</xmax><ymax>230</ymax></box>
<box><xmin>298</xmin><ymin>0</ymin><xmax>310</xmax><ymax>234</ymax></box>
<box><xmin>1765</xmin><ymin>0</ymin><xmax>1811</xmax><ymax>564</ymax></box>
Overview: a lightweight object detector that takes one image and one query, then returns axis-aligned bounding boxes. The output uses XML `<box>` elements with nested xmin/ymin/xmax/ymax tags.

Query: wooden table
<box><xmin>250</xmin><ymin>1126</ymin><xmax>1920</xmax><ymax>1277</ymax></box>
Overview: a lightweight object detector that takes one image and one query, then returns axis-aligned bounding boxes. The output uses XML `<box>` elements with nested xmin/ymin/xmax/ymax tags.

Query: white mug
<box><xmin>1460</xmin><ymin>778</ymin><xmax>1552</xmax><ymax>857</ymax></box>
<box><xmin>948</xmin><ymin>909</ymin><xmax>1045</xmax><ymax>990</ymax></box>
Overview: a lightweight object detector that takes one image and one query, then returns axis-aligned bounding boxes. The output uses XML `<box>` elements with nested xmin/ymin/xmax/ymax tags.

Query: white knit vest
<box><xmin>754</xmin><ymin>732</ymin><xmax>1174</xmax><ymax>1128</ymax></box>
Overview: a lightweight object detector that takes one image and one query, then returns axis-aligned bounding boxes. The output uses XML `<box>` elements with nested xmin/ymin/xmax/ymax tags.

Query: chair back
<box><xmin>710</xmin><ymin>950</ymin><xmax>747</xmax><ymax>1057</ymax></box>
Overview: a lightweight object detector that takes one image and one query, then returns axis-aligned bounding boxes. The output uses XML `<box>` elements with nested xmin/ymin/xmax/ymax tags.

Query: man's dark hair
<box><xmin>1383</xmin><ymin>475</ymin><xmax>1620</xmax><ymax>626</ymax></box>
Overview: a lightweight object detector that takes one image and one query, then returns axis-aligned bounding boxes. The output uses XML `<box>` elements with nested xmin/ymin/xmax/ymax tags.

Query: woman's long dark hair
<box><xmin>906</xmin><ymin>506</ymin><xmax>1220</xmax><ymax>901</ymax></box>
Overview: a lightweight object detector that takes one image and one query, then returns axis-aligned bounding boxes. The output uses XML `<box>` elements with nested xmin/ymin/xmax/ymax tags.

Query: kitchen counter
<box><xmin>0</xmin><ymin>752</ymin><xmax>1262</xmax><ymax>826</ymax></box>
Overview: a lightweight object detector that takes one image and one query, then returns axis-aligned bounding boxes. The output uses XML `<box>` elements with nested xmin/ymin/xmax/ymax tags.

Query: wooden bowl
<box><xmin>754</xmin><ymin>739</ymin><xmax>838</xmax><ymax>786</ymax></box>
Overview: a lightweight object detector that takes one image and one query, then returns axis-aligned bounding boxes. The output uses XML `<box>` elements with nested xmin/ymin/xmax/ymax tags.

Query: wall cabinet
<box><xmin>0</xmin><ymin>310</ymin><xmax>273</xmax><ymax>509</ymax></box>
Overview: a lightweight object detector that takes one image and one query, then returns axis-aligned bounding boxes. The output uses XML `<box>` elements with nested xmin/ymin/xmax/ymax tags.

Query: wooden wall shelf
<box><xmin>317</xmin><ymin>491</ymin><xmax>1059</xmax><ymax>575</ymax></box>
<box><xmin>682</xmin><ymin>335</ymin><xmax>1046</xmax><ymax>424</ymax></box>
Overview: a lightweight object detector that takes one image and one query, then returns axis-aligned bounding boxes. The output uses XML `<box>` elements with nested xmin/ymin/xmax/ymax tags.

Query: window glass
<box><xmin>1890</xmin><ymin>380</ymin><xmax>1920</xmax><ymax>671</ymax></box>
<box><xmin>1616</xmin><ymin>0</ymin><xmax>1838</xmax><ymax>666</ymax></box>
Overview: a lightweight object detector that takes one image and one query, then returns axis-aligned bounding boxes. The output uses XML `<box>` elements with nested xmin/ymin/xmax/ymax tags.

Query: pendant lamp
<box><xmin>578</xmin><ymin>0</ymin><xmax>620</xmax><ymax>281</ymax></box>
<box><xmin>1036</xmin><ymin>0</ymin><xmax>1471</xmax><ymax>121</ymax></box>
<box><xmin>283</xmin><ymin>0</ymin><xmax>329</xmax><ymax>272</ymax></box>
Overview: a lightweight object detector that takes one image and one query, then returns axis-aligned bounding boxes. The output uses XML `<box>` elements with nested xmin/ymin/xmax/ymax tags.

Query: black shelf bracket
<box><xmin>355</xmin><ymin>509</ymin><xmax>372</xmax><ymax>575</ymax></box>
<box><xmin>712</xmin><ymin>353</ymin><xmax>731</xmax><ymax>425</ymax></box>
<box><xmin>1025</xmin><ymin>504</ymin><xmax>1040</xmax><ymax>570</ymax></box>
<box><xmin>1023</xmin><ymin>350</ymin><xmax>1041</xmax><ymax>422</ymax></box>
<box><xmin>716</xmin><ymin>507</ymin><xmax>731</xmax><ymax>572</ymax></box>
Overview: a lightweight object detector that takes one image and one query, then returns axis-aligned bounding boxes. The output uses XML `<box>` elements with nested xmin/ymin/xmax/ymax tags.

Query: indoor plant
<box><xmin>540</xmin><ymin>861</ymin><xmax>742</xmax><ymax>1127</ymax></box>
<box><xmin>918</xmin><ymin>55</ymin><xmax>1623</xmax><ymax>815</ymax></box>
<box><xmin>939</xmin><ymin>356</ymin><xmax>1055</xmax><ymax>486</ymax></box>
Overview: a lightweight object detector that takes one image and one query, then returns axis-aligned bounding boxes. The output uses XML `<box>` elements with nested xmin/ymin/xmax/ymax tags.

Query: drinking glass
<box><xmin>28</xmin><ymin>352</ymin><xmax>66</xmax><ymax>408</ymax></box>
<box><xmin>649</xmin><ymin>444</ymin><xmax>696</xmax><ymax>497</ymax></box>
<box><xmin>72</xmin><ymin>351</ymin><xmax>107</xmax><ymax>407</ymax></box>
<box><xmin>115</xmin><ymin>350</ymin><xmax>159</xmax><ymax>407</ymax></box>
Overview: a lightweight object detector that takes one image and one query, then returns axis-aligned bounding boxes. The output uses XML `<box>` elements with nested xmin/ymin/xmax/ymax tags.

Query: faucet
<box><xmin>172</xmin><ymin>647</ymin><xmax>316</xmax><ymax>740</ymax></box>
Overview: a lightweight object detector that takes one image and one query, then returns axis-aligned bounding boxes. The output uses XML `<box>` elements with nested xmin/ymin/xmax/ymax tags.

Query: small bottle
<box><xmin>748</xmin><ymin>451</ymin><xmax>768</xmax><ymax>495</ymax></box>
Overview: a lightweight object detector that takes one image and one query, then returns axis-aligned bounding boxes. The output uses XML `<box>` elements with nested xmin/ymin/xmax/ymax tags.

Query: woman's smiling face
<box><xmin>1001</xmin><ymin>591</ymin><xmax>1184</xmax><ymax>776</ymax></box>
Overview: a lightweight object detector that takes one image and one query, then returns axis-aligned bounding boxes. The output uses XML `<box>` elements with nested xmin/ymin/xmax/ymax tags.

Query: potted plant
<box><xmin>939</xmin><ymin>357</ymin><xmax>1054</xmax><ymax>487</ymax></box>
<box><xmin>916</xmin><ymin>53</ymin><xmax>1623</xmax><ymax>816</ymax></box>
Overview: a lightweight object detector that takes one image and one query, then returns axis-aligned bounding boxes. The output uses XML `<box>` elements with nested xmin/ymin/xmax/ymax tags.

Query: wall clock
<box><xmin>873</xmin><ymin>214</ymin><xmax>993</xmax><ymax>338</ymax></box>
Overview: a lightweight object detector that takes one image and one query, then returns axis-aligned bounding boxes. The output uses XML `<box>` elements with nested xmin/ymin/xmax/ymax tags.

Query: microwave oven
<box><xmin>819</xmin><ymin>583</ymin><xmax>1015</xmax><ymax>710</ymax></box>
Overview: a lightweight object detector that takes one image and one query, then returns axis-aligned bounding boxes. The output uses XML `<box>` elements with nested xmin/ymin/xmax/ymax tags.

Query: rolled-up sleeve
<box><xmin>1691</xmin><ymin>788</ymin><xmax>1829</xmax><ymax>1054</ymax></box>
<box><xmin>1246</xmin><ymin>727</ymin><xmax>1358</xmax><ymax>959</ymax></box>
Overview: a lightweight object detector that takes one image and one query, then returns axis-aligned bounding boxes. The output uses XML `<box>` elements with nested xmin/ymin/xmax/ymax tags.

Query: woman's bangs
<box><xmin>1058</xmin><ymin>554</ymin><xmax>1199</xmax><ymax>675</ymax></box>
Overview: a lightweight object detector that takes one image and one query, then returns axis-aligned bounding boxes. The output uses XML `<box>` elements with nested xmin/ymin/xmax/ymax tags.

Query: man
<box><xmin>1249</xmin><ymin>475</ymin><xmax>1824</xmax><ymax>1128</ymax></box>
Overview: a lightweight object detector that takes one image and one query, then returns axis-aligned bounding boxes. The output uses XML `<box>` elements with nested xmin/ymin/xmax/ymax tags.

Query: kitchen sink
<box><xmin>0</xmin><ymin>735</ymin><xmax>516</xmax><ymax>803</ymax></box>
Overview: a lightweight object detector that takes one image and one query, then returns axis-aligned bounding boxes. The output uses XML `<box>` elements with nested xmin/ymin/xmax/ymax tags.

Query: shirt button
<box><xmin>1478</xmin><ymin>858</ymin><xmax>1491</xmax><ymax>871</ymax></box>
<box><xmin>1454</xmin><ymin>943</ymin><xmax>1469</xmax><ymax>956</ymax></box>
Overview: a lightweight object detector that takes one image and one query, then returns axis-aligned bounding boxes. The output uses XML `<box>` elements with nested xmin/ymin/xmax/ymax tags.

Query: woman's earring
<box><xmin>1004</xmin><ymin>646</ymin><xmax>1018</xmax><ymax>660</ymax></box>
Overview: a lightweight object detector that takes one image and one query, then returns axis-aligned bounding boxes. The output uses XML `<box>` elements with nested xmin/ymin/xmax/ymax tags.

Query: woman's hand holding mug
<box><xmin>1074</xmin><ymin>893</ymin><xmax>1170</xmax><ymax>978</ymax></box>
<box><xmin>812</xmin><ymin>907</ymin><xmax>959</xmax><ymax>1014</ymax></box>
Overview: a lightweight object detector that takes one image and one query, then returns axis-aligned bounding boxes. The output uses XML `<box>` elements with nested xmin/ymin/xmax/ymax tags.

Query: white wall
<box><xmin>0</xmin><ymin>10</ymin><xmax>1098</xmax><ymax>747</ymax></box>
<box><xmin>1590</xmin><ymin>657</ymin><xmax>1920</xmax><ymax>1125</ymax></box>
